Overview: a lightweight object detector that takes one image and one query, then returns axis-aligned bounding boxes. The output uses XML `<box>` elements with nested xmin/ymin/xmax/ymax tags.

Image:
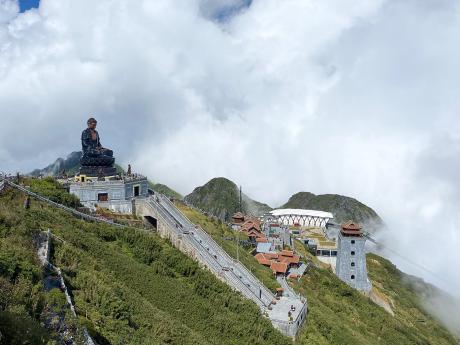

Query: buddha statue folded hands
<box><xmin>79</xmin><ymin>117</ymin><xmax>117</xmax><ymax>177</ymax></box>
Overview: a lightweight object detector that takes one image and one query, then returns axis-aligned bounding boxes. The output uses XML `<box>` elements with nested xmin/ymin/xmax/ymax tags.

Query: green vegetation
<box><xmin>292</xmin><ymin>244</ymin><xmax>459</xmax><ymax>345</ymax></box>
<box><xmin>2</xmin><ymin>177</ymin><xmax>458</xmax><ymax>345</ymax></box>
<box><xmin>0</xmin><ymin>186</ymin><xmax>58</xmax><ymax>343</ymax></box>
<box><xmin>28</xmin><ymin>176</ymin><xmax>81</xmax><ymax>207</ymax></box>
<box><xmin>282</xmin><ymin>192</ymin><xmax>383</xmax><ymax>231</ymax></box>
<box><xmin>0</xmin><ymin>178</ymin><xmax>289</xmax><ymax>345</ymax></box>
<box><xmin>175</xmin><ymin>205</ymin><xmax>459</xmax><ymax>345</ymax></box>
<box><xmin>149</xmin><ymin>181</ymin><xmax>183</xmax><ymax>200</ymax></box>
<box><xmin>177</xmin><ymin>202</ymin><xmax>279</xmax><ymax>292</ymax></box>
<box><xmin>184</xmin><ymin>177</ymin><xmax>271</xmax><ymax>221</ymax></box>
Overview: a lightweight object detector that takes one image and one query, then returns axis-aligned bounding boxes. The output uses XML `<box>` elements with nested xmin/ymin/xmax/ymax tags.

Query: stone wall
<box><xmin>272</xmin><ymin>304</ymin><xmax>308</xmax><ymax>338</ymax></box>
<box><xmin>134</xmin><ymin>200</ymin><xmax>202</xmax><ymax>267</ymax></box>
<box><xmin>70</xmin><ymin>178</ymin><xmax>148</xmax><ymax>210</ymax></box>
<box><xmin>70</xmin><ymin>180</ymin><xmax>126</xmax><ymax>204</ymax></box>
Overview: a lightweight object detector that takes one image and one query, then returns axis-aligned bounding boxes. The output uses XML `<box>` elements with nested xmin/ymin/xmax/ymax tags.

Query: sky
<box><xmin>1</xmin><ymin>0</ymin><xmax>460</xmax><ymax>332</ymax></box>
<box><xmin>18</xmin><ymin>0</ymin><xmax>38</xmax><ymax>12</ymax></box>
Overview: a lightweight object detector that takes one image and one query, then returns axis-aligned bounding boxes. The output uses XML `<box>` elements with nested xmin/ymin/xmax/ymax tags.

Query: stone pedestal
<box><xmin>79</xmin><ymin>165</ymin><xmax>117</xmax><ymax>177</ymax></box>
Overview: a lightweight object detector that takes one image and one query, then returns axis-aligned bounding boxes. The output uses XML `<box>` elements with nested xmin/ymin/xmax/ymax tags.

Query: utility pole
<box><xmin>236</xmin><ymin>233</ymin><xmax>239</xmax><ymax>262</ymax></box>
<box><xmin>239</xmin><ymin>185</ymin><xmax>242</xmax><ymax>212</ymax></box>
<box><xmin>236</xmin><ymin>185</ymin><xmax>242</xmax><ymax>263</ymax></box>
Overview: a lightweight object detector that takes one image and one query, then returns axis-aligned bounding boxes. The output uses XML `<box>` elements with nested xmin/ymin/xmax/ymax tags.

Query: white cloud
<box><xmin>1</xmin><ymin>0</ymin><xmax>460</xmax><ymax>332</ymax></box>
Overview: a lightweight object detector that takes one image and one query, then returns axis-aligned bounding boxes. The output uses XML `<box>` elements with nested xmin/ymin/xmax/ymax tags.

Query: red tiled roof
<box><xmin>264</xmin><ymin>253</ymin><xmax>279</xmax><ymax>260</ymax></box>
<box><xmin>342</xmin><ymin>220</ymin><xmax>361</xmax><ymax>230</ymax></box>
<box><xmin>270</xmin><ymin>262</ymin><xmax>288</xmax><ymax>274</ymax></box>
<box><xmin>290</xmin><ymin>255</ymin><xmax>300</xmax><ymax>264</ymax></box>
<box><xmin>278</xmin><ymin>255</ymin><xmax>300</xmax><ymax>265</ymax></box>
<box><xmin>280</xmin><ymin>250</ymin><xmax>294</xmax><ymax>257</ymax></box>
<box><xmin>232</xmin><ymin>212</ymin><xmax>245</xmax><ymax>219</ymax></box>
<box><xmin>242</xmin><ymin>218</ymin><xmax>261</xmax><ymax>228</ymax></box>
<box><xmin>241</xmin><ymin>221</ymin><xmax>261</xmax><ymax>233</ymax></box>
<box><xmin>341</xmin><ymin>220</ymin><xmax>363</xmax><ymax>236</ymax></box>
<box><xmin>247</xmin><ymin>229</ymin><xmax>265</xmax><ymax>238</ymax></box>
<box><xmin>256</xmin><ymin>237</ymin><xmax>268</xmax><ymax>243</ymax></box>
<box><xmin>255</xmin><ymin>253</ymin><xmax>272</xmax><ymax>266</ymax></box>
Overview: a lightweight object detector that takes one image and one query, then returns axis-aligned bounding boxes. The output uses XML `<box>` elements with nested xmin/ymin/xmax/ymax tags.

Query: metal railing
<box><xmin>160</xmin><ymin>195</ymin><xmax>275</xmax><ymax>301</ymax></box>
<box><xmin>0</xmin><ymin>177</ymin><xmax>124</xmax><ymax>227</ymax></box>
<box><xmin>142</xmin><ymin>197</ymin><xmax>266</xmax><ymax>307</ymax></box>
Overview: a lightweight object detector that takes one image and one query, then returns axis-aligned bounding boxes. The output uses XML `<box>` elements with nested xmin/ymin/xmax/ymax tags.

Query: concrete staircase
<box><xmin>135</xmin><ymin>195</ymin><xmax>308</xmax><ymax>337</ymax></box>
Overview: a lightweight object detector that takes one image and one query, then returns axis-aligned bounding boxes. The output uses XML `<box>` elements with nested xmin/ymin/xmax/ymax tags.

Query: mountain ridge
<box><xmin>185</xmin><ymin>177</ymin><xmax>383</xmax><ymax>231</ymax></box>
<box><xmin>282</xmin><ymin>191</ymin><xmax>383</xmax><ymax>230</ymax></box>
<box><xmin>184</xmin><ymin>177</ymin><xmax>272</xmax><ymax>221</ymax></box>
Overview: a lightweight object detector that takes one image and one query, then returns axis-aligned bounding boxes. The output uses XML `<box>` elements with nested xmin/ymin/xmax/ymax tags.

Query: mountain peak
<box><xmin>282</xmin><ymin>191</ymin><xmax>383</xmax><ymax>231</ymax></box>
<box><xmin>184</xmin><ymin>177</ymin><xmax>271</xmax><ymax>221</ymax></box>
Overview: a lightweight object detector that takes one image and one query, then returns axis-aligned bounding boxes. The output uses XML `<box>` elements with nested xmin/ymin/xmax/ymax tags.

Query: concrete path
<box><xmin>138</xmin><ymin>195</ymin><xmax>308</xmax><ymax>337</ymax></box>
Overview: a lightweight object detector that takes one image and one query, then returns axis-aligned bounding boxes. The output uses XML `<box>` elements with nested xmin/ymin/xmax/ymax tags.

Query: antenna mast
<box><xmin>239</xmin><ymin>185</ymin><xmax>242</xmax><ymax>212</ymax></box>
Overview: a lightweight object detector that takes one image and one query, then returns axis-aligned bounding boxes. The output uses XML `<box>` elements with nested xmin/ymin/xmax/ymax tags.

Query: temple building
<box><xmin>69</xmin><ymin>118</ymin><xmax>148</xmax><ymax>213</ymax></box>
<box><xmin>70</xmin><ymin>174</ymin><xmax>148</xmax><ymax>213</ymax></box>
<box><xmin>335</xmin><ymin>221</ymin><xmax>372</xmax><ymax>292</ymax></box>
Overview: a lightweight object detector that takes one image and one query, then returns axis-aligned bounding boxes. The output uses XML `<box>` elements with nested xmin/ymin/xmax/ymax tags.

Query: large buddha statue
<box><xmin>79</xmin><ymin>117</ymin><xmax>117</xmax><ymax>177</ymax></box>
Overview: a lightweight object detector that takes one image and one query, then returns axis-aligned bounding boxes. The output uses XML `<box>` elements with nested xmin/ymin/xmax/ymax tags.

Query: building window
<box><xmin>351</xmin><ymin>275</ymin><xmax>355</xmax><ymax>280</ymax></box>
<box><xmin>351</xmin><ymin>262</ymin><xmax>355</xmax><ymax>267</ymax></box>
<box><xmin>351</xmin><ymin>251</ymin><xmax>355</xmax><ymax>256</ymax></box>
<box><xmin>134</xmin><ymin>185</ymin><xmax>140</xmax><ymax>197</ymax></box>
<box><xmin>351</xmin><ymin>240</ymin><xmax>355</xmax><ymax>244</ymax></box>
<box><xmin>98</xmin><ymin>193</ymin><xmax>108</xmax><ymax>202</ymax></box>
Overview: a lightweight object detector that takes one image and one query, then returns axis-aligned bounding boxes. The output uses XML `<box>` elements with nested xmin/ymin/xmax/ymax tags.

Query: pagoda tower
<box><xmin>335</xmin><ymin>221</ymin><xmax>371</xmax><ymax>292</ymax></box>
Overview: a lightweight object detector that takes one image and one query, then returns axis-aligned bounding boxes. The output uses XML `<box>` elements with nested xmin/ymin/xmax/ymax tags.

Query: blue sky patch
<box><xmin>19</xmin><ymin>0</ymin><xmax>40</xmax><ymax>12</ymax></box>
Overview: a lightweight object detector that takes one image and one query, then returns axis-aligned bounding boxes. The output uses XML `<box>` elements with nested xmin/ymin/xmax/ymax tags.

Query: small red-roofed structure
<box><xmin>341</xmin><ymin>220</ymin><xmax>363</xmax><ymax>237</ymax></box>
<box><xmin>232</xmin><ymin>212</ymin><xmax>245</xmax><ymax>224</ymax></box>
<box><xmin>256</xmin><ymin>237</ymin><xmax>268</xmax><ymax>243</ymax></box>
<box><xmin>270</xmin><ymin>262</ymin><xmax>288</xmax><ymax>275</ymax></box>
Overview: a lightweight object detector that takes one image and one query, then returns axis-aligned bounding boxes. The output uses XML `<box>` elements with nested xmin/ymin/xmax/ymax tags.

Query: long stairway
<box><xmin>136</xmin><ymin>195</ymin><xmax>308</xmax><ymax>337</ymax></box>
<box><xmin>0</xmin><ymin>177</ymin><xmax>307</xmax><ymax>337</ymax></box>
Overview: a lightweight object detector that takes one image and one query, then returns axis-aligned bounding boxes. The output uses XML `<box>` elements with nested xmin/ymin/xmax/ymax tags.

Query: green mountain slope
<box><xmin>293</xmin><ymin>248</ymin><xmax>459</xmax><ymax>345</ymax></box>
<box><xmin>282</xmin><ymin>192</ymin><xmax>383</xmax><ymax>230</ymax></box>
<box><xmin>172</xmin><ymin>206</ymin><xmax>459</xmax><ymax>345</ymax></box>
<box><xmin>0</xmin><ymin>179</ymin><xmax>289</xmax><ymax>345</ymax></box>
<box><xmin>184</xmin><ymin>177</ymin><xmax>272</xmax><ymax>221</ymax></box>
<box><xmin>149</xmin><ymin>182</ymin><xmax>183</xmax><ymax>200</ymax></box>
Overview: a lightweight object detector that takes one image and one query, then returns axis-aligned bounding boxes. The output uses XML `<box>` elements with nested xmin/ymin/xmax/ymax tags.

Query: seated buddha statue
<box><xmin>80</xmin><ymin>117</ymin><xmax>115</xmax><ymax>167</ymax></box>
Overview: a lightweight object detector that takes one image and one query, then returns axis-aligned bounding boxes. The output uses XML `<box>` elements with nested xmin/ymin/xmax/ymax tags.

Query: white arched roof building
<box><xmin>267</xmin><ymin>208</ymin><xmax>334</xmax><ymax>228</ymax></box>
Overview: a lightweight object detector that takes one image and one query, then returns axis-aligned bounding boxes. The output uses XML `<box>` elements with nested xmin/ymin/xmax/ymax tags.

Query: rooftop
<box><xmin>256</xmin><ymin>242</ymin><xmax>273</xmax><ymax>253</ymax></box>
<box><xmin>341</xmin><ymin>220</ymin><xmax>363</xmax><ymax>236</ymax></box>
<box><xmin>270</xmin><ymin>208</ymin><xmax>334</xmax><ymax>219</ymax></box>
<box><xmin>270</xmin><ymin>261</ymin><xmax>288</xmax><ymax>274</ymax></box>
<box><xmin>232</xmin><ymin>212</ymin><xmax>245</xmax><ymax>219</ymax></box>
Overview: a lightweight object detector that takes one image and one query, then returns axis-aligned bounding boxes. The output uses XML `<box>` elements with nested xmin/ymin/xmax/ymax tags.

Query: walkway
<box><xmin>0</xmin><ymin>177</ymin><xmax>307</xmax><ymax>337</ymax></box>
<box><xmin>137</xmin><ymin>195</ymin><xmax>308</xmax><ymax>336</ymax></box>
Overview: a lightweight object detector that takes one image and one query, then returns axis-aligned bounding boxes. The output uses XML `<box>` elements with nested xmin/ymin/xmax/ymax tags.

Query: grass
<box><xmin>2</xmin><ymin>178</ymin><xmax>458</xmax><ymax>345</ymax></box>
<box><xmin>292</xmin><ymin>242</ymin><xmax>459</xmax><ymax>345</ymax></box>
<box><xmin>176</xmin><ymin>202</ymin><xmax>280</xmax><ymax>292</ymax></box>
<box><xmin>0</xmin><ymin>179</ymin><xmax>290</xmax><ymax>345</ymax></box>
